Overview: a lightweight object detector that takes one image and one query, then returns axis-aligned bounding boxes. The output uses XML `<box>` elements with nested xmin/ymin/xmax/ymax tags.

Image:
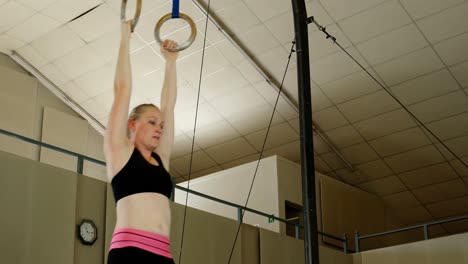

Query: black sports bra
<box><xmin>111</xmin><ymin>148</ymin><xmax>173</xmax><ymax>202</ymax></box>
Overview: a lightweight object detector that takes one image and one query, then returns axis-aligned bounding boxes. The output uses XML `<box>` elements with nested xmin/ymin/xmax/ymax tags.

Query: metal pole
<box><xmin>355</xmin><ymin>232</ymin><xmax>360</xmax><ymax>253</ymax></box>
<box><xmin>295</xmin><ymin>224</ymin><xmax>300</xmax><ymax>240</ymax></box>
<box><xmin>77</xmin><ymin>157</ymin><xmax>84</xmax><ymax>174</ymax></box>
<box><xmin>343</xmin><ymin>233</ymin><xmax>348</xmax><ymax>253</ymax></box>
<box><xmin>423</xmin><ymin>225</ymin><xmax>429</xmax><ymax>240</ymax></box>
<box><xmin>291</xmin><ymin>0</ymin><xmax>319</xmax><ymax>263</ymax></box>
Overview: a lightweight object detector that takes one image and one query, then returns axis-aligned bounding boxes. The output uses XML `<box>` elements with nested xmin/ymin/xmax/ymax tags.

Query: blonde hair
<box><xmin>127</xmin><ymin>103</ymin><xmax>159</xmax><ymax>136</ymax></box>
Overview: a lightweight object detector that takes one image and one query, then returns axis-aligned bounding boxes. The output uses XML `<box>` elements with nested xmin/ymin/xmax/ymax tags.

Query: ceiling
<box><xmin>1</xmin><ymin>0</ymin><xmax>468</xmax><ymax>236</ymax></box>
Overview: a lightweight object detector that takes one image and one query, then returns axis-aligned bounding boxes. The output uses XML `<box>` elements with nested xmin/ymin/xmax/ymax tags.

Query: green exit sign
<box><xmin>268</xmin><ymin>215</ymin><xmax>275</xmax><ymax>223</ymax></box>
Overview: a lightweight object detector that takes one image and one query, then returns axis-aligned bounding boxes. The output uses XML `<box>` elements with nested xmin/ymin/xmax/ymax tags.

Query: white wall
<box><xmin>175</xmin><ymin>155</ymin><xmax>281</xmax><ymax>232</ymax></box>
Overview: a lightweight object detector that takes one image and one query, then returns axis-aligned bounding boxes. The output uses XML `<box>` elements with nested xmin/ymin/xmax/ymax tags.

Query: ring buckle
<box><xmin>121</xmin><ymin>0</ymin><xmax>142</xmax><ymax>32</ymax></box>
<box><xmin>154</xmin><ymin>13</ymin><xmax>197</xmax><ymax>52</ymax></box>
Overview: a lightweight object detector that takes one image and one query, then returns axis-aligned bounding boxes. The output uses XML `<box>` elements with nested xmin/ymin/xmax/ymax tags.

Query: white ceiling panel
<box><xmin>426</xmin><ymin>195</ymin><xmax>468</xmax><ymax>219</ymax></box>
<box><xmin>354</xmin><ymin>109</ymin><xmax>417</xmax><ymax>140</ymax></box>
<box><xmin>16</xmin><ymin>44</ymin><xmax>48</xmax><ymax>67</ymax></box>
<box><xmin>213</xmin><ymin>39</ymin><xmax>244</xmax><ymax>65</ymax></box>
<box><xmin>399</xmin><ymin>0</ymin><xmax>464</xmax><ymax>21</ymax></box>
<box><xmin>308</xmin><ymin>23</ymin><xmax>353</xmax><ymax>62</ymax></box>
<box><xmin>244</xmin><ymin>122</ymin><xmax>298</xmax><ymax>151</ymax></box>
<box><xmin>30</xmin><ymin>26</ymin><xmax>85</xmax><ymax>62</ymax></box>
<box><xmin>205</xmin><ymin>137</ymin><xmax>257</xmax><ymax>164</ymax></box>
<box><xmin>210</xmin><ymin>85</ymin><xmax>267</xmax><ymax>117</ymax></box>
<box><xmin>171</xmin><ymin>150</ymin><xmax>218</xmax><ymax>175</ymax></box>
<box><xmin>408</xmin><ymin>91</ymin><xmax>468</xmax><ymax>123</ymax></box>
<box><xmin>373</xmin><ymin>47</ymin><xmax>444</xmax><ymax>87</ymax></box>
<box><xmin>320</xmin><ymin>69</ymin><xmax>381</xmax><ymax>104</ymax></box>
<box><xmin>357</xmin><ymin>175</ymin><xmax>406</xmax><ymax>196</ymax></box>
<box><xmin>338</xmin><ymin>0</ymin><xmax>411</xmax><ymax>44</ymax></box>
<box><xmin>201</xmin><ymin>66</ymin><xmax>249</xmax><ymax>101</ymax></box>
<box><xmin>67</xmin><ymin>3</ymin><xmax>118</xmax><ymax>43</ymax></box>
<box><xmin>382</xmin><ymin>191</ymin><xmax>420</xmax><ymax>209</ymax></box>
<box><xmin>384</xmin><ymin>145</ymin><xmax>446</xmax><ymax>173</ymax></box>
<box><xmin>81</xmin><ymin>97</ymin><xmax>108</xmax><ymax>119</ymax></box>
<box><xmin>175</xmin><ymin>102</ymin><xmax>223</xmax><ymax>132</ymax></box>
<box><xmin>53</xmin><ymin>44</ymin><xmax>107</xmax><ymax>80</ymax></box>
<box><xmin>263</xmin><ymin>140</ymin><xmax>301</xmax><ymax>162</ymax></box>
<box><xmin>264</xmin><ymin>11</ymin><xmax>293</xmax><ymax>46</ymax></box>
<box><xmin>16</xmin><ymin>0</ymin><xmax>57</xmax><ymax>11</ymax></box>
<box><xmin>413</xmin><ymin>179</ymin><xmax>468</xmax><ymax>205</ymax></box>
<box><xmin>243</xmin><ymin>0</ymin><xmax>290</xmax><ymax>22</ymax></box>
<box><xmin>92</xmin><ymin>88</ymin><xmax>113</xmax><ymax>113</ymax></box>
<box><xmin>0</xmin><ymin>34</ymin><xmax>24</xmax><ymax>53</ymax></box>
<box><xmin>236</xmin><ymin>24</ymin><xmax>281</xmax><ymax>56</ymax></box>
<box><xmin>41</xmin><ymin>0</ymin><xmax>103</xmax><ymax>23</ymax></box>
<box><xmin>171</xmin><ymin>132</ymin><xmax>201</xmax><ymax>159</ymax></box>
<box><xmin>340</xmin><ymin>142</ymin><xmax>379</xmax><ymax>165</ymax></box>
<box><xmin>310</xmin><ymin>47</ymin><xmax>365</xmax><ymax>85</ymax></box>
<box><xmin>130</xmin><ymin>46</ymin><xmax>165</xmax><ymax>78</ymax></box>
<box><xmin>7</xmin><ymin>13</ymin><xmax>60</xmax><ymax>43</ymax></box>
<box><xmin>355</xmin><ymin>159</ymin><xmax>394</xmax><ymax>183</ymax></box>
<box><xmin>434</xmin><ymin>32</ymin><xmax>468</xmax><ymax>66</ymax></box>
<box><xmin>369</xmin><ymin>127</ymin><xmax>431</xmax><ymax>157</ymax></box>
<box><xmin>313</xmin><ymin>106</ymin><xmax>348</xmax><ymax>131</ymax></box>
<box><xmin>39</xmin><ymin>63</ymin><xmax>70</xmax><ymax>85</ymax></box>
<box><xmin>450</xmin><ymin>61</ymin><xmax>468</xmax><ymax>88</ymax></box>
<box><xmin>427</xmin><ymin>112</ymin><xmax>468</xmax><ymax>141</ymax></box>
<box><xmin>398</xmin><ymin>162</ymin><xmax>459</xmax><ymax>189</ymax></box>
<box><xmin>61</xmin><ymin>81</ymin><xmax>90</xmax><ymax>104</ymax></box>
<box><xmin>216</xmin><ymin>1</ymin><xmax>261</xmax><ymax>34</ymax></box>
<box><xmin>0</xmin><ymin>1</ymin><xmax>34</xmax><ymax>33</ymax></box>
<box><xmin>416</xmin><ymin>2</ymin><xmax>468</xmax><ymax>44</ymax></box>
<box><xmin>187</xmin><ymin>120</ymin><xmax>240</xmax><ymax>149</ymax></box>
<box><xmin>324</xmin><ymin>125</ymin><xmax>364</xmax><ymax>148</ymax></box>
<box><xmin>337</xmin><ymin>90</ymin><xmax>400</xmax><ymax>123</ymax></box>
<box><xmin>226</xmin><ymin>103</ymin><xmax>284</xmax><ymax>135</ymax></box>
<box><xmin>356</xmin><ymin>24</ymin><xmax>428</xmax><ymax>66</ymax></box>
<box><xmin>74</xmin><ymin>62</ymin><xmax>114</xmax><ymax>98</ymax></box>
<box><xmin>255</xmin><ymin>46</ymin><xmax>295</xmax><ymax>81</ymax></box>
<box><xmin>390</xmin><ymin>69</ymin><xmax>460</xmax><ymax>106</ymax></box>
<box><xmin>318</xmin><ymin>0</ymin><xmax>386</xmax><ymax>21</ymax></box>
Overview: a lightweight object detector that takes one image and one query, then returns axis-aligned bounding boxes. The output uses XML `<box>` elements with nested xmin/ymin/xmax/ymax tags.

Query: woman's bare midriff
<box><xmin>114</xmin><ymin>192</ymin><xmax>172</xmax><ymax>237</ymax></box>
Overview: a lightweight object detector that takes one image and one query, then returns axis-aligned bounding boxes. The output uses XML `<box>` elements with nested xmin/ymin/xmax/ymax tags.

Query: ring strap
<box><xmin>172</xmin><ymin>0</ymin><xmax>180</xmax><ymax>18</ymax></box>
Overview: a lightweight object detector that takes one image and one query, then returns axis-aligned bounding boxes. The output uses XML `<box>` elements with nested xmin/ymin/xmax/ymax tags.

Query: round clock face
<box><xmin>79</xmin><ymin>220</ymin><xmax>97</xmax><ymax>244</ymax></box>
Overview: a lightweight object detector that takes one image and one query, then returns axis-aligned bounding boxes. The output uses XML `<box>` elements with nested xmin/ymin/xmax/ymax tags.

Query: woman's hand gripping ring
<box><xmin>121</xmin><ymin>0</ymin><xmax>142</xmax><ymax>32</ymax></box>
<box><xmin>154</xmin><ymin>13</ymin><xmax>197</xmax><ymax>52</ymax></box>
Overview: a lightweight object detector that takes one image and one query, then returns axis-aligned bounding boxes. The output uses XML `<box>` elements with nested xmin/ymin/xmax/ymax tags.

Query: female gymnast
<box><xmin>104</xmin><ymin>20</ymin><xmax>179</xmax><ymax>264</ymax></box>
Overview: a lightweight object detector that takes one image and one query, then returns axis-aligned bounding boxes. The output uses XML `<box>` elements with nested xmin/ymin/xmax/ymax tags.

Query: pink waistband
<box><xmin>110</xmin><ymin>228</ymin><xmax>173</xmax><ymax>259</ymax></box>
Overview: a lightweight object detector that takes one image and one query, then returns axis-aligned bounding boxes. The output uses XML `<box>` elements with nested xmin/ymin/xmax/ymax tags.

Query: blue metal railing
<box><xmin>0</xmin><ymin>128</ymin><xmax>348</xmax><ymax>252</ymax></box>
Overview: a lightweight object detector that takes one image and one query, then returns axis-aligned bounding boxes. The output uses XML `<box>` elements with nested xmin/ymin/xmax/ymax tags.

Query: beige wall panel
<box><xmin>83</xmin><ymin>127</ymin><xmax>106</xmax><ymax>181</ymax></box>
<box><xmin>277</xmin><ymin>157</ymin><xmax>303</xmax><ymax>234</ymax></box>
<box><xmin>26</xmin><ymin>162</ymin><xmax>77</xmax><ymax>264</ymax></box>
<box><xmin>0</xmin><ymin>150</ymin><xmax>78</xmax><ymax>264</ymax></box>
<box><xmin>241</xmin><ymin>224</ymin><xmax>260</xmax><ymax>264</ymax></box>
<box><xmin>75</xmin><ymin>176</ymin><xmax>107</xmax><ymax>264</ymax></box>
<box><xmin>355</xmin><ymin>232</ymin><xmax>468</xmax><ymax>264</ymax></box>
<box><xmin>40</xmin><ymin>107</ymin><xmax>88</xmax><ymax>172</ymax></box>
<box><xmin>260</xmin><ymin>228</ymin><xmax>305</xmax><ymax>264</ymax></box>
<box><xmin>259</xmin><ymin>228</ymin><xmax>353</xmax><ymax>264</ymax></box>
<box><xmin>0</xmin><ymin>54</ymin><xmax>28</xmax><ymax>73</ymax></box>
<box><xmin>0</xmin><ymin>150</ymin><xmax>31</xmax><ymax>264</ymax></box>
<box><xmin>170</xmin><ymin>203</ymin><xmax>242</xmax><ymax>264</ymax></box>
<box><xmin>175</xmin><ymin>156</ymin><xmax>279</xmax><ymax>232</ymax></box>
<box><xmin>320</xmin><ymin>175</ymin><xmax>386</xmax><ymax>251</ymax></box>
<box><xmin>0</xmin><ymin>66</ymin><xmax>37</xmax><ymax>159</ymax></box>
